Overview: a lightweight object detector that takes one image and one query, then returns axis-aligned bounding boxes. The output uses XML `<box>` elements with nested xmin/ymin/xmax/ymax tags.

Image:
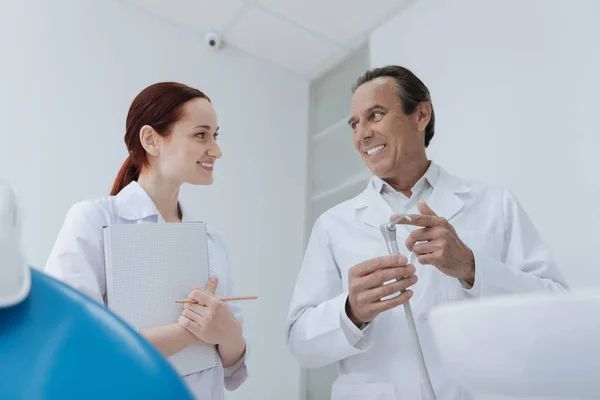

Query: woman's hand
<box><xmin>178</xmin><ymin>277</ymin><xmax>242</xmax><ymax>346</ymax></box>
<box><xmin>178</xmin><ymin>276</ymin><xmax>247</xmax><ymax>368</ymax></box>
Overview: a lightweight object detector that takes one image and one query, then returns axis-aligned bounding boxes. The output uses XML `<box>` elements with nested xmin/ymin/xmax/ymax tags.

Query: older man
<box><xmin>285</xmin><ymin>65</ymin><xmax>568</xmax><ymax>400</ymax></box>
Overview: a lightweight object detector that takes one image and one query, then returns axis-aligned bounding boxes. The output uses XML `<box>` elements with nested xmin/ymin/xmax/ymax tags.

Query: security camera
<box><xmin>205</xmin><ymin>32</ymin><xmax>223</xmax><ymax>50</ymax></box>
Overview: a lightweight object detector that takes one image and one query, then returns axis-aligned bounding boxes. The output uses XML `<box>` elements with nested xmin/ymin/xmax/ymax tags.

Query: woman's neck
<box><xmin>136</xmin><ymin>171</ymin><xmax>181</xmax><ymax>222</ymax></box>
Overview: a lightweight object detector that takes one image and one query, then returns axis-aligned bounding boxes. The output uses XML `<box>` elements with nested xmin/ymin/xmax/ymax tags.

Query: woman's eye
<box><xmin>196</xmin><ymin>132</ymin><xmax>206</xmax><ymax>139</ymax></box>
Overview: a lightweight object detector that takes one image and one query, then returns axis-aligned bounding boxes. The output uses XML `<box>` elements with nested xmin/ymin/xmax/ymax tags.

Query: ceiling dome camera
<box><xmin>205</xmin><ymin>32</ymin><xmax>223</xmax><ymax>50</ymax></box>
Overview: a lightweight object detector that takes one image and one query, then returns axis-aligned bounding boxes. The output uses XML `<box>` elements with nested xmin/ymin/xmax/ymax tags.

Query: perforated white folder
<box><xmin>102</xmin><ymin>222</ymin><xmax>218</xmax><ymax>376</ymax></box>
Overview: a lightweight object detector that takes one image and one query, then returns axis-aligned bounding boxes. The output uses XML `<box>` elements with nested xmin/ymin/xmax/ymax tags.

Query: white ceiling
<box><xmin>121</xmin><ymin>0</ymin><xmax>416</xmax><ymax>78</ymax></box>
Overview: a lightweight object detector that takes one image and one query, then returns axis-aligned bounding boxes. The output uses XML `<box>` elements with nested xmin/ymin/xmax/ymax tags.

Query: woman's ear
<box><xmin>139</xmin><ymin>125</ymin><xmax>160</xmax><ymax>157</ymax></box>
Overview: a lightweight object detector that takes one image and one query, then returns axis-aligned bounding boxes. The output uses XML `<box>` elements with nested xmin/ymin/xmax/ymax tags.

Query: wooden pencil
<box><xmin>176</xmin><ymin>296</ymin><xmax>258</xmax><ymax>304</ymax></box>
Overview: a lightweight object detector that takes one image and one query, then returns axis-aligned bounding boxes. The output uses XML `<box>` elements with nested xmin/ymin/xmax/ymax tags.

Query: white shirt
<box><xmin>286</xmin><ymin>162</ymin><xmax>568</xmax><ymax>400</ymax></box>
<box><xmin>374</xmin><ymin>161</ymin><xmax>437</xmax><ymax>215</ymax></box>
<box><xmin>44</xmin><ymin>181</ymin><xmax>248</xmax><ymax>400</ymax></box>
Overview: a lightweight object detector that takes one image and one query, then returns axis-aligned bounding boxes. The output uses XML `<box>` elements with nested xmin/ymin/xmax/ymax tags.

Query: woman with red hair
<box><xmin>45</xmin><ymin>82</ymin><xmax>248</xmax><ymax>399</ymax></box>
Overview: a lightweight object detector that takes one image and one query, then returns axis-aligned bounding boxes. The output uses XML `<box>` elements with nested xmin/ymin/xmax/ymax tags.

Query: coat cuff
<box><xmin>460</xmin><ymin>250</ymin><xmax>485</xmax><ymax>297</ymax></box>
<box><xmin>223</xmin><ymin>348</ymin><xmax>246</xmax><ymax>378</ymax></box>
<box><xmin>223</xmin><ymin>349</ymin><xmax>248</xmax><ymax>391</ymax></box>
<box><xmin>340</xmin><ymin>292</ymin><xmax>373</xmax><ymax>347</ymax></box>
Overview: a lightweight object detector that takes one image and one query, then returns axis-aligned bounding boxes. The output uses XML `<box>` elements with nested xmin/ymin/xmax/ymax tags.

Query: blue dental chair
<box><xmin>0</xmin><ymin>267</ymin><xmax>194</xmax><ymax>400</ymax></box>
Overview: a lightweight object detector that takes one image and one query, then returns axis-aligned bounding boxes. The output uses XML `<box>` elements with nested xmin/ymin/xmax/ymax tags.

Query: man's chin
<box><xmin>367</xmin><ymin>163</ymin><xmax>391</xmax><ymax>179</ymax></box>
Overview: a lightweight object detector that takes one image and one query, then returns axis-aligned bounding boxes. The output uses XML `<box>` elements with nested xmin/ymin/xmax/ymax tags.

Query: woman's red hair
<box><xmin>110</xmin><ymin>82</ymin><xmax>210</xmax><ymax>196</ymax></box>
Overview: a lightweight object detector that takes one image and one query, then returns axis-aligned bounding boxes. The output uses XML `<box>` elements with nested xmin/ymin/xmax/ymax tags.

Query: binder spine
<box><xmin>102</xmin><ymin>226</ymin><xmax>111</xmax><ymax>306</ymax></box>
<box><xmin>202</xmin><ymin>223</ymin><xmax>219</xmax><ymax>366</ymax></box>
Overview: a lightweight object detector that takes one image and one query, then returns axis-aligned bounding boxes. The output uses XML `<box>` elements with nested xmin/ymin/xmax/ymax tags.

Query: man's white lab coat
<box><xmin>285</xmin><ymin>163</ymin><xmax>568</xmax><ymax>400</ymax></box>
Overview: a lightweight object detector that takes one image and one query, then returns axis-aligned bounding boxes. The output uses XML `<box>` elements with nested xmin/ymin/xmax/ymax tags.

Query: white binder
<box><xmin>102</xmin><ymin>222</ymin><xmax>219</xmax><ymax>376</ymax></box>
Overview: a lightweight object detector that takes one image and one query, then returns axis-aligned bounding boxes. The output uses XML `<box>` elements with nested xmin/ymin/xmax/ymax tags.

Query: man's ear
<box><xmin>416</xmin><ymin>102</ymin><xmax>432</xmax><ymax>132</ymax></box>
<box><xmin>139</xmin><ymin>125</ymin><xmax>160</xmax><ymax>157</ymax></box>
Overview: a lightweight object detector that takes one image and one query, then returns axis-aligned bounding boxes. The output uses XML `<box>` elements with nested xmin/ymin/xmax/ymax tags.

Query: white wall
<box><xmin>302</xmin><ymin>44</ymin><xmax>371</xmax><ymax>400</ymax></box>
<box><xmin>0</xmin><ymin>0</ymin><xmax>308</xmax><ymax>399</ymax></box>
<box><xmin>370</xmin><ymin>0</ymin><xmax>600</xmax><ymax>289</ymax></box>
<box><xmin>305</xmin><ymin>45</ymin><xmax>370</xmax><ymax>400</ymax></box>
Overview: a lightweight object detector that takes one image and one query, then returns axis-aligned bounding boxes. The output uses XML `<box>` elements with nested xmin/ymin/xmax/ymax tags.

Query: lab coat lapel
<box><xmin>426</xmin><ymin>167</ymin><xmax>470</xmax><ymax>222</ymax></box>
<box><xmin>354</xmin><ymin>180</ymin><xmax>395</xmax><ymax>231</ymax></box>
<box><xmin>363</xmin><ymin>191</ymin><xmax>395</xmax><ymax>230</ymax></box>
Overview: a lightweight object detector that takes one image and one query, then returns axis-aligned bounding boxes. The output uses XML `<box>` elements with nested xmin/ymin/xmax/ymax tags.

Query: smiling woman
<box><xmin>111</xmin><ymin>82</ymin><xmax>221</xmax><ymax>197</ymax></box>
<box><xmin>44</xmin><ymin>82</ymin><xmax>248</xmax><ymax>400</ymax></box>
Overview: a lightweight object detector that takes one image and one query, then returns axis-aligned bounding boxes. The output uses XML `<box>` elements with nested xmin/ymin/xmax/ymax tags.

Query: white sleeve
<box><xmin>285</xmin><ymin>215</ymin><xmax>373</xmax><ymax>369</ymax></box>
<box><xmin>44</xmin><ymin>201</ymin><xmax>106</xmax><ymax>304</ymax></box>
<box><xmin>208</xmin><ymin>230</ymin><xmax>248</xmax><ymax>391</ymax></box>
<box><xmin>463</xmin><ymin>189</ymin><xmax>569</xmax><ymax>296</ymax></box>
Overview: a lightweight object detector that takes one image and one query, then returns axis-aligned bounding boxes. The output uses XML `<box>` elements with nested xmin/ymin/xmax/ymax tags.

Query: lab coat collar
<box><xmin>114</xmin><ymin>181</ymin><xmax>193</xmax><ymax>223</ymax></box>
<box><xmin>371</xmin><ymin>161</ymin><xmax>439</xmax><ymax>195</ymax></box>
<box><xmin>354</xmin><ymin>162</ymin><xmax>470</xmax><ymax>229</ymax></box>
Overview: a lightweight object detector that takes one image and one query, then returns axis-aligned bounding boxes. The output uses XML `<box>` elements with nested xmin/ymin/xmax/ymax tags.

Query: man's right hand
<box><xmin>346</xmin><ymin>255</ymin><xmax>417</xmax><ymax>327</ymax></box>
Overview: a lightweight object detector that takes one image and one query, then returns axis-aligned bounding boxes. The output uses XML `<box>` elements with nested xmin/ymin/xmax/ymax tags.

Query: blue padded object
<box><xmin>0</xmin><ymin>268</ymin><xmax>194</xmax><ymax>400</ymax></box>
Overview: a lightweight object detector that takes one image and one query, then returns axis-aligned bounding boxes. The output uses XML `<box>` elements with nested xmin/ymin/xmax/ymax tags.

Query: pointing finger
<box><xmin>390</xmin><ymin>214</ymin><xmax>445</xmax><ymax>228</ymax></box>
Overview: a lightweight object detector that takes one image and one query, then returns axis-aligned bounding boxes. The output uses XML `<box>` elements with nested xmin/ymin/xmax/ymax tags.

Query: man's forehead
<box><xmin>372</xmin><ymin>76</ymin><xmax>390</xmax><ymax>86</ymax></box>
<box><xmin>354</xmin><ymin>77</ymin><xmax>395</xmax><ymax>98</ymax></box>
<box><xmin>351</xmin><ymin>77</ymin><xmax>396</xmax><ymax>111</ymax></box>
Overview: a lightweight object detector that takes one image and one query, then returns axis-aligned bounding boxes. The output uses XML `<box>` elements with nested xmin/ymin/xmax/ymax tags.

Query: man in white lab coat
<box><xmin>285</xmin><ymin>66</ymin><xmax>568</xmax><ymax>400</ymax></box>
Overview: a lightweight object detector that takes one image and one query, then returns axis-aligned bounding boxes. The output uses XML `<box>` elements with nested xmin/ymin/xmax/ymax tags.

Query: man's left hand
<box><xmin>390</xmin><ymin>200</ymin><xmax>475</xmax><ymax>285</ymax></box>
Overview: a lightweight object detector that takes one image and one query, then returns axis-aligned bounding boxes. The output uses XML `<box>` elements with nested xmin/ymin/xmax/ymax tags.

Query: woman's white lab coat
<box><xmin>44</xmin><ymin>181</ymin><xmax>248</xmax><ymax>400</ymax></box>
<box><xmin>285</xmin><ymin>163</ymin><xmax>568</xmax><ymax>400</ymax></box>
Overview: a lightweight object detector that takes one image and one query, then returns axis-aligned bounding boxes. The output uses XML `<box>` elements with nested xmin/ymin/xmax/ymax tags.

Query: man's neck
<box><xmin>384</xmin><ymin>159</ymin><xmax>431</xmax><ymax>197</ymax></box>
<box><xmin>137</xmin><ymin>172</ymin><xmax>181</xmax><ymax>222</ymax></box>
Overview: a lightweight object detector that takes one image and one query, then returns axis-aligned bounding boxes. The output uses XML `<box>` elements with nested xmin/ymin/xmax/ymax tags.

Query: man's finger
<box><xmin>205</xmin><ymin>276</ymin><xmax>219</xmax><ymax>295</ymax></box>
<box><xmin>390</xmin><ymin>213</ymin><xmax>444</xmax><ymax>228</ymax></box>
<box><xmin>359</xmin><ymin>264</ymin><xmax>416</xmax><ymax>290</ymax></box>
<box><xmin>406</xmin><ymin>227</ymin><xmax>436</xmax><ymax>251</ymax></box>
<box><xmin>362</xmin><ymin>275</ymin><xmax>418</xmax><ymax>303</ymax></box>
<box><xmin>417</xmin><ymin>200</ymin><xmax>437</xmax><ymax>216</ymax></box>
<box><xmin>372</xmin><ymin>289</ymin><xmax>413</xmax><ymax>313</ymax></box>
<box><xmin>354</xmin><ymin>255</ymin><xmax>408</xmax><ymax>277</ymax></box>
<box><xmin>412</xmin><ymin>242</ymin><xmax>437</xmax><ymax>256</ymax></box>
<box><xmin>417</xmin><ymin>252</ymin><xmax>437</xmax><ymax>266</ymax></box>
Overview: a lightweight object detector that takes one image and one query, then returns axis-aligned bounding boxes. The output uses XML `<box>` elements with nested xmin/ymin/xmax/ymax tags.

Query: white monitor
<box><xmin>429</xmin><ymin>290</ymin><xmax>600</xmax><ymax>399</ymax></box>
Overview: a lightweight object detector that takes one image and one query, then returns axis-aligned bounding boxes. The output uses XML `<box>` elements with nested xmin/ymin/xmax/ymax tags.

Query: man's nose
<box><xmin>356</xmin><ymin>121</ymin><xmax>373</xmax><ymax>142</ymax></box>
